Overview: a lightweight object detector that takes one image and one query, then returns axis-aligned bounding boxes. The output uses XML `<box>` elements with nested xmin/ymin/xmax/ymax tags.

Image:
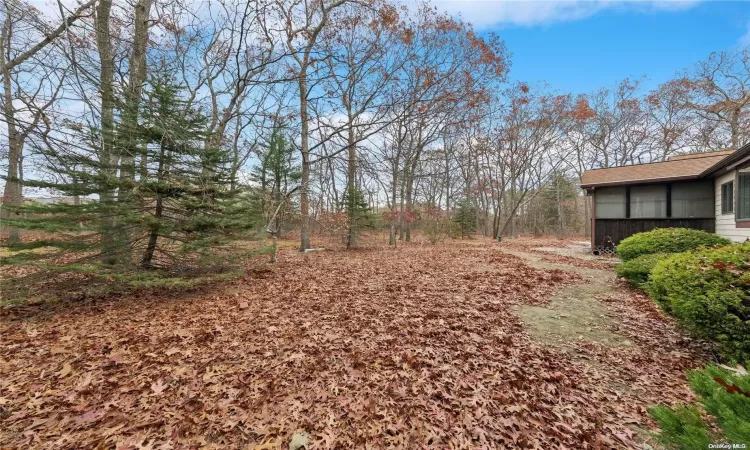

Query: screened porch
<box><xmin>592</xmin><ymin>180</ymin><xmax>716</xmax><ymax>247</ymax></box>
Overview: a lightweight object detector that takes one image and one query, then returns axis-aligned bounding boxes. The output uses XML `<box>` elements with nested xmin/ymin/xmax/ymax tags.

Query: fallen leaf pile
<box><xmin>569</xmin><ymin>286</ymin><xmax>709</xmax><ymax>409</ymax></box>
<box><xmin>0</xmin><ymin>239</ymin><xmax>705</xmax><ymax>449</ymax></box>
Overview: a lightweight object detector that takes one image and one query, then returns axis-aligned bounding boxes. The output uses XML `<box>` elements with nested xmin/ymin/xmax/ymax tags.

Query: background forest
<box><xmin>0</xmin><ymin>0</ymin><xmax>749</xmax><ymax>277</ymax></box>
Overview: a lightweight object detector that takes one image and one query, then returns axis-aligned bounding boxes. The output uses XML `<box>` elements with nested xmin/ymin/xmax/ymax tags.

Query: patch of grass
<box><xmin>651</xmin><ymin>365</ymin><xmax>750</xmax><ymax>449</ymax></box>
<box><xmin>515</xmin><ymin>284</ymin><xmax>630</xmax><ymax>349</ymax></box>
<box><xmin>650</xmin><ymin>404</ymin><xmax>713</xmax><ymax>450</ymax></box>
<box><xmin>0</xmin><ymin>269</ymin><xmax>247</xmax><ymax>308</ymax></box>
<box><xmin>109</xmin><ymin>270</ymin><xmax>245</xmax><ymax>290</ymax></box>
<box><xmin>0</xmin><ymin>245</ymin><xmax>56</xmax><ymax>259</ymax></box>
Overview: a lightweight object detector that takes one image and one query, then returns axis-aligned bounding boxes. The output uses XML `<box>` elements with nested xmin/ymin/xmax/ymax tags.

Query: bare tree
<box><xmin>681</xmin><ymin>49</ymin><xmax>750</xmax><ymax>150</ymax></box>
<box><xmin>0</xmin><ymin>0</ymin><xmax>97</xmax><ymax>74</ymax></box>
<box><xmin>1</xmin><ymin>0</ymin><xmax>68</xmax><ymax>244</ymax></box>
<box><xmin>275</xmin><ymin>0</ymin><xmax>355</xmax><ymax>251</ymax></box>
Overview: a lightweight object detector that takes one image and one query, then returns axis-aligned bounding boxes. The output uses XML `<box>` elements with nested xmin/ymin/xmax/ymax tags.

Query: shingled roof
<box><xmin>580</xmin><ymin>150</ymin><xmax>734</xmax><ymax>189</ymax></box>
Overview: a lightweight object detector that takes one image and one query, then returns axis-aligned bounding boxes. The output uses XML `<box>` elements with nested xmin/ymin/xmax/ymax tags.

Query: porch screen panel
<box><xmin>738</xmin><ymin>169</ymin><xmax>750</xmax><ymax>220</ymax></box>
<box><xmin>630</xmin><ymin>185</ymin><xmax>666</xmax><ymax>218</ymax></box>
<box><xmin>672</xmin><ymin>181</ymin><xmax>714</xmax><ymax>218</ymax></box>
<box><xmin>595</xmin><ymin>187</ymin><xmax>626</xmax><ymax>218</ymax></box>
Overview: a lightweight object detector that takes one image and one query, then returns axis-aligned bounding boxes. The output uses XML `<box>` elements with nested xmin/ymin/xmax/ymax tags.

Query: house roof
<box><xmin>580</xmin><ymin>150</ymin><xmax>735</xmax><ymax>189</ymax></box>
<box><xmin>700</xmin><ymin>142</ymin><xmax>750</xmax><ymax>177</ymax></box>
<box><xmin>667</xmin><ymin>149</ymin><xmax>734</xmax><ymax>161</ymax></box>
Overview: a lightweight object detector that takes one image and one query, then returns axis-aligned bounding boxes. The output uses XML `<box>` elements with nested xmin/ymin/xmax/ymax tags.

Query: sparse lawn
<box><xmin>0</xmin><ymin>236</ymin><xmax>706</xmax><ymax>449</ymax></box>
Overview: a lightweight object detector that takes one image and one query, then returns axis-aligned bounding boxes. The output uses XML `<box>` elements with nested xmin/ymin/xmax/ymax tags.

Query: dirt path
<box><xmin>0</xmin><ymin>238</ymin><xmax>705</xmax><ymax>449</ymax></box>
<box><xmin>505</xmin><ymin>247</ymin><xmax>630</xmax><ymax>350</ymax></box>
<box><xmin>501</xmin><ymin>240</ymin><xmax>707</xmax><ymax>448</ymax></box>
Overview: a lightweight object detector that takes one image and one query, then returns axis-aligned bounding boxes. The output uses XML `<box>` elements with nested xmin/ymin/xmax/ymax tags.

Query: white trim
<box><xmin>715</xmin><ymin>171</ymin><xmax>750</xmax><ymax>242</ymax></box>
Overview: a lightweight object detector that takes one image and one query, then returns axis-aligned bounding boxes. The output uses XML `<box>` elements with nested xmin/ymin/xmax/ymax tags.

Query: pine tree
<box><xmin>251</xmin><ymin>123</ymin><xmax>301</xmax><ymax>234</ymax></box>
<box><xmin>540</xmin><ymin>171</ymin><xmax>578</xmax><ymax>237</ymax></box>
<box><xmin>133</xmin><ymin>73</ymin><xmax>261</xmax><ymax>269</ymax></box>
<box><xmin>342</xmin><ymin>187</ymin><xmax>373</xmax><ymax>247</ymax></box>
<box><xmin>452</xmin><ymin>200</ymin><xmax>476</xmax><ymax>239</ymax></box>
<box><xmin>5</xmin><ymin>73</ymin><xmax>261</xmax><ymax>276</ymax></box>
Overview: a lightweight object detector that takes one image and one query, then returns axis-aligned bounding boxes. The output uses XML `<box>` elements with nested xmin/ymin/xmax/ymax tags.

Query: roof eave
<box><xmin>580</xmin><ymin>174</ymin><xmax>702</xmax><ymax>189</ymax></box>
<box><xmin>699</xmin><ymin>142</ymin><xmax>750</xmax><ymax>177</ymax></box>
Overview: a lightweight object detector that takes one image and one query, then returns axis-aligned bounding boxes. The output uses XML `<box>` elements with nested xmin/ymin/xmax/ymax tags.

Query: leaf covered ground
<box><xmin>0</xmin><ymin>237</ymin><xmax>706</xmax><ymax>449</ymax></box>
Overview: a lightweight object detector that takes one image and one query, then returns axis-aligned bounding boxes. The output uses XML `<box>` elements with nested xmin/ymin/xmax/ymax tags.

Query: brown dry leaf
<box><xmin>0</xmin><ymin>237</ymin><xmax>708</xmax><ymax>449</ymax></box>
<box><xmin>57</xmin><ymin>363</ymin><xmax>72</xmax><ymax>377</ymax></box>
<box><xmin>150</xmin><ymin>379</ymin><xmax>168</xmax><ymax>396</ymax></box>
<box><xmin>253</xmin><ymin>436</ymin><xmax>282</xmax><ymax>450</ymax></box>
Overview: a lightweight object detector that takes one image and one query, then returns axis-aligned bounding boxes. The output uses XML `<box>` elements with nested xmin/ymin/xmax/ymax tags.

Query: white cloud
<box><xmin>31</xmin><ymin>0</ymin><xmax>701</xmax><ymax>31</ymax></box>
<box><xmin>740</xmin><ymin>22</ymin><xmax>750</xmax><ymax>49</ymax></box>
<box><xmin>424</xmin><ymin>0</ymin><xmax>701</xmax><ymax>28</ymax></box>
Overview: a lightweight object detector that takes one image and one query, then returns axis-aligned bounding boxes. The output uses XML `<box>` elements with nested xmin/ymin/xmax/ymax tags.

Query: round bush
<box><xmin>647</xmin><ymin>242</ymin><xmax>750</xmax><ymax>364</ymax></box>
<box><xmin>616</xmin><ymin>228</ymin><xmax>731</xmax><ymax>261</ymax></box>
<box><xmin>615</xmin><ymin>252</ymin><xmax>671</xmax><ymax>286</ymax></box>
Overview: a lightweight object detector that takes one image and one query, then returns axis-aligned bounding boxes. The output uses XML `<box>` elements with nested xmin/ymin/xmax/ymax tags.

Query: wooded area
<box><xmin>0</xmin><ymin>0</ymin><xmax>748</xmax><ymax>278</ymax></box>
<box><xmin>2</xmin><ymin>2</ymin><xmax>750</xmax><ymax>448</ymax></box>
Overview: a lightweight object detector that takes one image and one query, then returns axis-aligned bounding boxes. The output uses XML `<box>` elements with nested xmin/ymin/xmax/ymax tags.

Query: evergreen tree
<box><xmin>452</xmin><ymin>200</ymin><xmax>476</xmax><ymax>239</ymax></box>
<box><xmin>342</xmin><ymin>187</ymin><xmax>374</xmax><ymax>247</ymax></box>
<box><xmin>251</xmin><ymin>123</ymin><xmax>301</xmax><ymax>234</ymax></box>
<box><xmin>5</xmin><ymin>73</ymin><xmax>261</xmax><ymax>275</ymax></box>
<box><xmin>136</xmin><ymin>73</ymin><xmax>244</xmax><ymax>268</ymax></box>
<box><xmin>539</xmin><ymin>172</ymin><xmax>578</xmax><ymax>237</ymax></box>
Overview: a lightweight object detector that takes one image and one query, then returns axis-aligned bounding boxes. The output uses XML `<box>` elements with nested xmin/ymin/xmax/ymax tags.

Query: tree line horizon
<box><xmin>0</xmin><ymin>0</ymin><xmax>748</xmax><ymax>272</ymax></box>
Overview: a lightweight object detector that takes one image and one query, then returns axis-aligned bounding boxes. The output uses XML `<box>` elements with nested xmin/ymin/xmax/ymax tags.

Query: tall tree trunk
<box><xmin>345</xmin><ymin>123</ymin><xmax>356</xmax><ymax>249</ymax></box>
<box><xmin>389</xmin><ymin>163</ymin><xmax>398</xmax><ymax>247</ymax></box>
<box><xmin>404</xmin><ymin>172</ymin><xmax>413</xmax><ymax>242</ymax></box>
<box><xmin>557</xmin><ymin>180</ymin><xmax>564</xmax><ymax>238</ymax></box>
<box><xmin>0</xmin><ymin>13</ymin><xmax>22</xmax><ymax>245</ymax></box>
<box><xmin>299</xmin><ymin>70</ymin><xmax>311</xmax><ymax>251</ymax></box>
<box><xmin>404</xmin><ymin>136</ymin><xmax>423</xmax><ymax>243</ymax></box>
<box><xmin>95</xmin><ymin>0</ymin><xmax>119</xmax><ymax>265</ymax></box>
<box><xmin>119</xmin><ymin>0</ymin><xmax>153</xmax><ymax>266</ymax></box>
<box><xmin>398</xmin><ymin>175</ymin><xmax>405</xmax><ymax>240</ymax></box>
<box><xmin>121</xmin><ymin>0</ymin><xmax>152</xmax><ymax>181</ymax></box>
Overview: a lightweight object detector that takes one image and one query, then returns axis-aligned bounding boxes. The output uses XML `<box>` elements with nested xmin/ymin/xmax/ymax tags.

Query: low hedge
<box><xmin>616</xmin><ymin>228</ymin><xmax>731</xmax><ymax>262</ymax></box>
<box><xmin>615</xmin><ymin>252</ymin><xmax>671</xmax><ymax>287</ymax></box>
<box><xmin>647</xmin><ymin>242</ymin><xmax>750</xmax><ymax>364</ymax></box>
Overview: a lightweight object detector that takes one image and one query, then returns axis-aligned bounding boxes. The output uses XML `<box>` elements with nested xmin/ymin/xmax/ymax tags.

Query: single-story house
<box><xmin>581</xmin><ymin>142</ymin><xmax>750</xmax><ymax>253</ymax></box>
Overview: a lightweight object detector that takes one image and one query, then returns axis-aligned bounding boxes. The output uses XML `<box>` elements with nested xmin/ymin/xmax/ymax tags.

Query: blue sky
<box><xmin>433</xmin><ymin>0</ymin><xmax>750</xmax><ymax>95</ymax></box>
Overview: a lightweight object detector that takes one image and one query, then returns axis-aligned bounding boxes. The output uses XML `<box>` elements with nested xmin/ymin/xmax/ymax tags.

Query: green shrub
<box><xmin>650</xmin><ymin>404</ymin><xmax>712</xmax><ymax>450</ymax></box>
<box><xmin>651</xmin><ymin>365</ymin><xmax>750</xmax><ymax>448</ymax></box>
<box><xmin>688</xmin><ymin>366</ymin><xmax>750</xmax><ymax>443</ymax></box>
<box><xmin>616</xmin><ymin>228</ymin><xmax>731</xmax><ymax>261</ymax></box>
<box><xmin>647</xmin><ymin>243</ymin><xmax>750</xmax><ymax>364</ymax></box>
<box><xmin>615</xmin><ymin>252</ymin><xmax>671</xmax><ymax>286</ymax></box>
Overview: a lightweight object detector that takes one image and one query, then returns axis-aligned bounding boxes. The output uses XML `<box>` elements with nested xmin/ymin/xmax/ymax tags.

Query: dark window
<box><xmin>630</xmin><ymin>185</ymin><xmax>667</xmax><ymax>218</ymax></box>
<box><xmin>672</xmin><ymin>181</ymin><xmax>714</xmax><ymax>218</ymax></box>
<box><xmin>738</xmin><ymin>170</ymin><xmax>750</xmax><ymax>220</ymax></box>
<box><xmin>595</xmin><ymin>186</ymin><xmax>626</xmax><ymax>218</ymax></box>
<box><xmin>721</xmin><ymin>181</ymin><xmax>734</xmax><ymax>214</ymax></box>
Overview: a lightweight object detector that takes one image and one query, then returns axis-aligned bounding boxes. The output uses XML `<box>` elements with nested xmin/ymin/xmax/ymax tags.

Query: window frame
<box><xmin>720</xmin><ymin>181</ymin><xmax>734</xmax><ymax>215</ymax></box>
<box><xmin>736</xmin><ymin>164</ymin><xmax>750</xmax><ymax>227</ymax></box>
